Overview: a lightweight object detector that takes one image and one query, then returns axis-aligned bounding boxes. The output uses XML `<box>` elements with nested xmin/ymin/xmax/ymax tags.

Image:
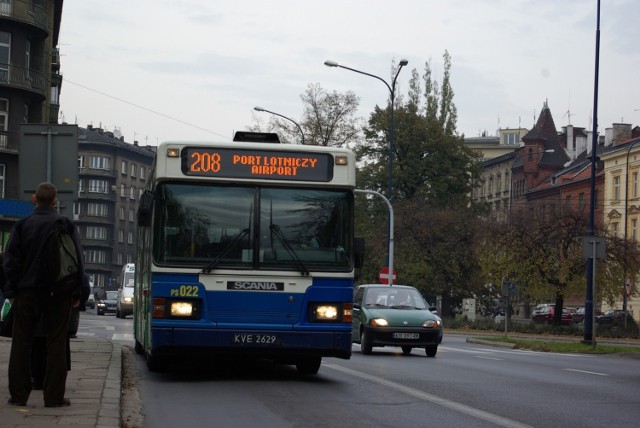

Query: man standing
<box><xmin>3</xmin><ymin>182</ymin><xmax>84</xmax><ymax>407</ymax></box>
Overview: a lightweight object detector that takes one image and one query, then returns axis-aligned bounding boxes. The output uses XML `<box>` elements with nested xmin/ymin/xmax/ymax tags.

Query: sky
<box><xmin>58</xmin><ymin>0</ymin><xmax>640</xmax><ymax>146</ymax></box>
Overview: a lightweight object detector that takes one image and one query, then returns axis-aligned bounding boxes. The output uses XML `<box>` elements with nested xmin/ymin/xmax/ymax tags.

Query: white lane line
<box><xmin>475</xmin><ymin>356</ymin><xmax>504</xmax><ymax>361</ymax></box>
<box><xmin>563</xmin><ymin>368</ymin><xmax>608</xmax><ymax>376</ymax></box>
<box><xmin>324</xmin><ymin>363</ymin><xmax>533</xmax><ymax>428</ymax></box>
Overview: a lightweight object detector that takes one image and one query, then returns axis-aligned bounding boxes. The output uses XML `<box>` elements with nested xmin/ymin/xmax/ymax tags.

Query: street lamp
<box><xmin>324</xmin><ymin>58</ymin><xmax>408</xmax><ymax>269</ymax></box>
<box><xmin>253</xmin><ymin>106</ymin><xmax>305</xmax><ymax>144</ymax></box>
<box><xmin>323</xmin><ymin>59</ymin><xmax>408</xmax><ymax>200</ymax></box>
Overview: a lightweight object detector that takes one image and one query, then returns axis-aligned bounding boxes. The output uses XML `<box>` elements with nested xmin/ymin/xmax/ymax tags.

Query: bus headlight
<box><xmin>171</xmin><ymin>301</ymin><xmax>193</xmax><ymax>317</ymax></box>
<box><xmin>309</xmin><ymin>303</ymin><xmax>352</xmax><ymax>323</ymax></box>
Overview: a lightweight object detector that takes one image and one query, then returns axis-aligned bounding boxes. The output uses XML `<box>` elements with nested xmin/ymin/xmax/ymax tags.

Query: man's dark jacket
<box><xmin>3</xmin><ymin>206</ymin><xmax>85</xmax><ymax>299</ymax></box>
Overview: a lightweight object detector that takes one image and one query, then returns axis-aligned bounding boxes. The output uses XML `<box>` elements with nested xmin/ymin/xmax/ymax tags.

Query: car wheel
<box><xmin>98</xmin><ymin>311</ymin><xmax>104</xmax><ymax>316</ymax></box>
<box><xmin>425</xmin><ymin>345</ymin><xmax>438</xmax><ymax>357</ymax></box>
<box><xmin>360</xmin><ymin>329</ymin><xmax>373</xmax><ymax>355</ymax></box>
<box><xmin>296</xmin><ymin>356</ymin><xmax>322</xmax><ymax>375</ymax></box>
<box><xmin>401</xmin><ymin>346</ymin><xmax>412</xmax><ymax>355</ymax></box>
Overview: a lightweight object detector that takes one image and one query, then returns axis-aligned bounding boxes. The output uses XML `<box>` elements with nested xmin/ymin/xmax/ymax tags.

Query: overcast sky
<box><xmin>58</xmin><ymin>0</ymin><xmax>640</xmax><ymax>146</ymax></box>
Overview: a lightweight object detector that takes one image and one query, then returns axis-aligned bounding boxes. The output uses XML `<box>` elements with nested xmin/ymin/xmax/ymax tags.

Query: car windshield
<box><xmin>363</xmin><ymin>288</ymin><xmax>427</xmax><ymax>309</ymax></box>
<box><xmin>106</xmin><ymin>291</ymin><xmax>118</xmax><ymax>300</ymax></box>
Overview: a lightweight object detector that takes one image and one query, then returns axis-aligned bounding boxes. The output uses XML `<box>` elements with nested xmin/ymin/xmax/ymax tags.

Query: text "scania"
<box><xmin>228</xmin><ymin>282</ymin><xmax>284</xmax><ymax>291</ymax></box>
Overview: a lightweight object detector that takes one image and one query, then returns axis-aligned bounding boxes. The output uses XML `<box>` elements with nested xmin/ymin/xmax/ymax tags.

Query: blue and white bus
<box><xmin>134</xmin><ymin>132</ymin><xmax>362</xmax><ymax>374</ymax></box>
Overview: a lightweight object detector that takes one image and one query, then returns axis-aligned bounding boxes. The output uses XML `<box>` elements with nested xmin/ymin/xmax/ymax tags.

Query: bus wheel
<box><xmin>146</xmin><ymin>353</ymin><xmax>165</xmax><ymax>372</ymax></box>
<box><xmin>296</xmin><ymin>356</ymin><xmax>321</xmax><ymax>375</ymax></box>
<box><xmin>134</xmin><ymin>340</ymin><xmax>144</xmax><ymax>355</ymax></box>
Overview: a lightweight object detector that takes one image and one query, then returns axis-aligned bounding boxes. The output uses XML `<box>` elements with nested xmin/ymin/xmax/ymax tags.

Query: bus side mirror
<box><xmin>137</xmin><ymin>191</ymin><xmax>153</xmax><ymax>227</ymax></box>
<box><xmin>353</xmin><ymin>237</ymin><xmax>365</xmax><ymax>269</ymax></box>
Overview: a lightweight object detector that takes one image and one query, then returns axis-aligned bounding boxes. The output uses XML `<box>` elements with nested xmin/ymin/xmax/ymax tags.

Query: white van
<box><xmin>116</xmin><ymin>263</ymin><xmax>135</xmax><ymax>318</ymax></box>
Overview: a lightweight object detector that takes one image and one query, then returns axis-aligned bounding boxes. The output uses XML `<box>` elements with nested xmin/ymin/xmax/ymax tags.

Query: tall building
<box><xmin>77</xmin><ymin>125</ymin><xmax>155</xmax><ymax>290</ymax></box>
<box><xmin>0</xmin><ymin>0</ymin><xmax>64</xmax><ymax>243</ymax></box>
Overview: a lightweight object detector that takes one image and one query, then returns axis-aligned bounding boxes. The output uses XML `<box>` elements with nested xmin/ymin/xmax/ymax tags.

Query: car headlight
<box><xmin>423</xmin><ymin>319</ymin><xmax>442</xmax><ymax>328</ymax></box>
<box><xmin>370</xmin><ymin>318</ymin><xmax>388</xmax><ymax>327</ymax></box>
<box><xmin>124</xmin><ymin>297</ymin><xmax>133</xmax><ymax>303</ymax></box>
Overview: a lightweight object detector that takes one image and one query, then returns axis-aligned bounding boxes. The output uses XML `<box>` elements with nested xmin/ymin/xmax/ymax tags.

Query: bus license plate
<box><xmin>393</xmin><ymin>332</ymin><xmax>419</xmax><ymax>340</ymax></box>
<box><xmin>233</xmin><ymin>334</ymin><xmax>279</xmax><ymax>345</ymax></box>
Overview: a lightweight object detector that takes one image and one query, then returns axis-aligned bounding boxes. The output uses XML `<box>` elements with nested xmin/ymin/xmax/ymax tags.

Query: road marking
<box><xmin>563</xmin><ymin>368</ymin><xmax>608</xmax><ymax>376</ymax></box>
<box><xmin>112</xmin><ymin>333</ymin><xmax>134</xmax><ymax>341</ymax></box>
<box><xmin>475</xmin><ymin>356</ymin><xmax>504</xmax><ymax>361</ymax></box>
<box><xmin>324</xmin><ymin>363</ymin><xmax>533</xmax><ymax>428</ymax></box>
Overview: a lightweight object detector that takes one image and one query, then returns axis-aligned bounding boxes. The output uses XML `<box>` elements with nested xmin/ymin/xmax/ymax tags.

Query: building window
<box><xmin>131</xmin><ymin>163</ymin><xmax>136</xmax><ymax>178</ymax></box>
<box><xmin>496</xmin><ymin>174</ymin><xmax>502</xmax><ymax>194</ymax></box>
<box><xmin>88</xmin><ymin>179</ymin><xmax>109</xmax><ymax>193</ymax></box>
<box><xmin>612</xmin><ymin>222</ymin><xmax>619</xmax><ymax>237</ymax></box>
<box><xmin>129</xmin><ymin>208</ymin><xmax>134</xmax><ymax>222</ymax></box>
<box><xmin>503</xmin><ymin>133</ymin><xmax>519</xmax><ymax>145</ymax></box>
<box><xmin>118</xmin><ymin>229</ymin><xmax>124</xmax><ymax>243</ymax></box>
<box><xmin>120</xmin><ymin>184</ymin><xmax>125</xmax><ymax>197</ymax></box>
<box><xmin>0</xmin><ymin>32</ymin><xmax>10</xmax><ymax>83</ymax></box>
<box><xmin>85</xmin><ymin>250</ymin><xmax>107</xmax><ymax>264</ymax></box>
<box><xmin>613</xmin><ymin>176</ymin><xmax>621</xmax><ymax>202</ymax></box>
<box><xmin>78</xmin><ymin>156</ymin><xmax>85</xmax><ymax>168</ymax></box>
<box><xmin>128</xmin><ymin>231</ymin><xmax>134</xmax><ymax>244</ymax></box>
<box><xmin>140</xmin><ymin>166</ymin><xmax>145</xmax><ymax>180</ymax></box>
<box><xmin>130</xmin><ymin>186</ymin><xmax>135</xmax><ymax>199</ymax></box>
<box><xmin>90</xmin><ymin>156</ymin><xmax>110</xmax><ymax>170</ymax></box>
<box><xmin>633</xmin><ymin>172</ymin><xmax>638</xmax><ymax>199</ymax></box>
<box><xmin>86</xmin><ymin>226</ymin><xmax>108</xmax><ymax>240</ymax></box>
<box><xmin>632</xmin><ymin>219</ymin><xmax>638</xmax><ymax>241</ymax></box>
<box><xmin>87</xmin><ymin>203</ymin><xmax>108</xmax><ymax>217</ymax></box>
<box><xmin>488</xmin><ymin>176</ymin><xmax>494</xmax><ymax>196</ymax></box>
<box><xmin>579</xmin><ymin>193</ymin><xmax>585</xmax><ymax>211</ymax></box>
<box><xmin>565</xmin><ymin>195</ymin><xmax>571</xmax><ymax>207</ymax></box>
<box><xmin>121</xmin><ymin>160</ymin><xmax>127</xmax><ymax>175</ymax></box>
<box><xmin>117</xmin><ymin>253</ymin><xmax>123</xmax><ymax>265</ymax></box>
<box><xmin>120</xmin><ymin>206</ymin><xmax>125</xmax><ymax>220</ymax></box>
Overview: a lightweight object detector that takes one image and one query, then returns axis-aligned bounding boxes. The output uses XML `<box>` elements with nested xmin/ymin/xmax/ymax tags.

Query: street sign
<box><xmin>378</xmin><ymin>267</ymin><xmax>397</xmax><ymax>285</ymax></box>
<box><xmin>581</xmin><ymin>236</ymin><xmax>606</xmax><ymax>259</ymax></box>
<box><xmin>625</xmin><ymin>278</ymin><xmax>632</xmax><ymax>297</ymax></box>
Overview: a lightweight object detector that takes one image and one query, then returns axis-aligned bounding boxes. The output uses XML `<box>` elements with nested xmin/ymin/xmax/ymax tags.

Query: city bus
<box><xmin>133</xmin><ymin>132</ymin><xmax>362</xmax><ymax>374</ymax></box>
<box><xmin>116</xmin><ymin>263</ymin><xmax>135</xmax><ymax>318</ymax></box>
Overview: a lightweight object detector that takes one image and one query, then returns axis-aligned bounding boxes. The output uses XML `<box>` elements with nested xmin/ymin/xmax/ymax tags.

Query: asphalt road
<box><xmin>119</xmin><ymin>334</ymin><xmax>640</xmax><ymax>428</ymax></box>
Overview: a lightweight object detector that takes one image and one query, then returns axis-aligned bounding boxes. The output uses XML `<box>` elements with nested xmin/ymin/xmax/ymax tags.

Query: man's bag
<box><xmin>1</xmin><ymin>299</ymin><xmax>13</xmax><ymax>337</ymax></box>
<box><xmin>38</xmin><ymin>217</ymin><xmax>81</xmax><ymax>296</ymax></box>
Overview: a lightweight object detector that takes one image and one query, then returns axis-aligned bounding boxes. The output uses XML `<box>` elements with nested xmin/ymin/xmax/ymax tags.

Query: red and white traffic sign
<box><xmin>378</xmin><ymin>267</ymin><xmax>397</xmax><ymax>285</ymax></box>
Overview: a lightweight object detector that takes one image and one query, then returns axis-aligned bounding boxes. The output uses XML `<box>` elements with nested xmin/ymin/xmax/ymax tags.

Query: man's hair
<box><xmin>35</xmin><ymin>182</ymin><xmax>57</xmax><ymax>206</ymax></box>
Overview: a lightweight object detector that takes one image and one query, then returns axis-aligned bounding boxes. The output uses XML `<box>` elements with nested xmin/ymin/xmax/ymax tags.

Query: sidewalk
<box><xmin>0</xmin><ymin>335</ymin><xmax>122</xmax><ymax>427</ymax></box>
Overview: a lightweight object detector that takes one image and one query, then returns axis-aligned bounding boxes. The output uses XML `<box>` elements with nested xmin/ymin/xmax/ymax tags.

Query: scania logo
<box><xmin>227</xmin><ymin>281</ymin><xmax>284</xmax><ymax>291</ymax></box>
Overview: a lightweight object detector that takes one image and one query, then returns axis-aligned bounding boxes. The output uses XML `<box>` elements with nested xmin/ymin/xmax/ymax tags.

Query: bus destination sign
<box><xmin>182</xmin><ymin>147</ymin><xmax>334</xmax><ymax>182</ymax></box>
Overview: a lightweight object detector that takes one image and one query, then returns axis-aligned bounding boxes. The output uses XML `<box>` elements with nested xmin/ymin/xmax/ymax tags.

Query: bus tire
<box><xmin>146</xmin><ymin>353</ymin><xmax>165</xmax><ymax>372</ymax></box>
<box><xmin>296</xmin><ymin>356</ymin><xmax>321</xmax><ymax>375</ymax></box>
<box><xmin>134</xmin><ymin>340</ymin><xmax>144</xmax><ymax>355</ymax></box>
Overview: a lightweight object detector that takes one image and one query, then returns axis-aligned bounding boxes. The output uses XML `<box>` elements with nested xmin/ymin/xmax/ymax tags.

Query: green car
<box><xmin>353</xmin><ymin>284</ymin><xmax>443</xmax><ymax>357</ymax></box>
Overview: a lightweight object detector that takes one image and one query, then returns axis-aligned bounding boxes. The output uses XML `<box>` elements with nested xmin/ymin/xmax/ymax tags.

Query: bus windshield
<box><xmin>153</xmin><ymin>183</ymin><xmax>353</xmax><ymax>271</ymax></box>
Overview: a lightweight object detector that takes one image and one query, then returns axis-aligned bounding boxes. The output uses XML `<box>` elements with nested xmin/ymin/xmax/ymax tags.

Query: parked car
<box><xmin>531</xmin><ymin>305</ymin><xmax>573</xmax><ymax>325</ymax></box>
<box><xmin>352</xmin><ymin>284</ymin><xmax>443</xmax><ymax>357</ymax></box>
<box><xmin>97</xmin><ymin>290</ymin><xmax>118</xmax><ymax>316</ymax></box>
<box><xmin>531</xmin><ymin>303</ymin><xmax>553</xmax><ymax>318</ymax></box>
<box><xmin>573</xmin><ymin>307</ymin><xmax>585</xmax><ymax>323</ymax></box>
<box><xmin>595</xmin><ymin>309</ymin><xmax>629</xmax><ymax>325</ymax></box>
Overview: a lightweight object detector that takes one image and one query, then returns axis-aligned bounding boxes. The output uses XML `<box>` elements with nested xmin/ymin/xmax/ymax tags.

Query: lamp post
<box><xmin>324</xmin><ymin>59</ymin><xmax>408</xmax><ymax>269</ymax></box>
<box><xmin>584</xmin><ymin>0</ymin><xmax>601</xmax><ymax>345</ymax></box>
<box><xmin>622</xmin><ymin>140</ymin><xmax>640</xmax><ymax>327</ymax></box>
<box><xmin>253</xmin><ymin>106</ymin><xmax>305</xmax><ymax>144</ymax></box>
<box><xmin>324</xmin><ymin>59</ymin><xmax>407</xmax><ymax>200</ymax></box>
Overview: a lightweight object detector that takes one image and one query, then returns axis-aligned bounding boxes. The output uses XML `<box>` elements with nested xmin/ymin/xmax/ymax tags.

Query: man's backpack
<box><xmin>38</xmin><ymin>217</ymin><xmax>81</xmax><ymax>296</ymax></box>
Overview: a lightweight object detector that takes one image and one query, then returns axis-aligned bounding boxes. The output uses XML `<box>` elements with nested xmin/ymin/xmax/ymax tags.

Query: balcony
<box><xmin>0</xmin><ymin>130</ymin><xmax>19</xmax><ymax>154</ymax></box>
<box><xmin>0</xmin><ymin>0</ymin><xmax>50</xmax><ymax>35</ymax></box>
<box><xmin>0</xmin><ymin>64</ymin><xmax>46</xmax><ymax>97</ymax></box>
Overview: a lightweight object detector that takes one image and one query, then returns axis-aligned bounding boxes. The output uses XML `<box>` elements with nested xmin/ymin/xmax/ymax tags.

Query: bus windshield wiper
<box><xmin>270</xmin><ymin>224</ymin><xmax>310</xmax><ymax>276</ymax></box>
<box><xmin>202</xmin><ymin>228</ymin><xmax>250</xmax><ymax>273</ymax></box>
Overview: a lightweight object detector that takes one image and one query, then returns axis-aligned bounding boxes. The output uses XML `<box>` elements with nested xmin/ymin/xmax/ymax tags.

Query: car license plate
<box><xmin>233</xmin><ymin>334</ymin><xmax>279</xmax><ymax>345</ymax></box>
<box><xmin>393</xmin><ymin>332</ymin><xmax>419</xmax><ymax>339</ymax></box>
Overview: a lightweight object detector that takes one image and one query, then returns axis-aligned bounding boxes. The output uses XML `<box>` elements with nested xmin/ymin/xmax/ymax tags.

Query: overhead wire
<box><xmin>64</xmin><ymin>79</ymin><xmax>232</xmax><ymax>141</ymax></box>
